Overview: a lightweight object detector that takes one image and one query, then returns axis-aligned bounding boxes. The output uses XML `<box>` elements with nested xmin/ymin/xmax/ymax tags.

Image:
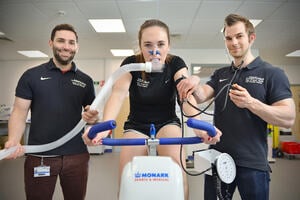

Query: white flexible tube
<box><xmin>0</xmin><ymin>62</ymin><xmax>155</xmax><ymax>160</ymax></box>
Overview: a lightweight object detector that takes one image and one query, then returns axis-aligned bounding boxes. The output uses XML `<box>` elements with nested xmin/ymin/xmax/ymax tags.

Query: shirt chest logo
<box><xmin>136</xmin><ymin>78</ymin><xmax>149</xmax><ymax>88</ymax></box>
<box><xmin>71</xmin><ymin>79</ymin><xmax>86</xmax><ymax>88</ymax></box>
<box><xmin>40</xmin><ymin>76</ymin><xmax>51</xmax><ymax>81</ymax></box>
<box><xmin>219</xmin><ymin>78</ymin><xmax>228</xmax><ymax>82</ymax></box>
<box><xmin>245</xmin><ymin>76</ymin><xmax>264</xmax><ymax>84</ymax></box>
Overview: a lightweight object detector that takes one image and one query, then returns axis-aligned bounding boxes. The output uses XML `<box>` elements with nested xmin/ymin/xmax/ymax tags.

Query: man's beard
<box><xmin>53</xmin><ymin>48</ymin><xmax>76</xmax><ymax>66</ymax></box>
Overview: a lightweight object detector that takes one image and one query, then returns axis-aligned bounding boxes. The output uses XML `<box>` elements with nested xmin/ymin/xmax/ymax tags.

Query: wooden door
<box><xmin>291</xmin><ymin>85</ymin><xmax>300</xmax><ymax>141</ymax></box>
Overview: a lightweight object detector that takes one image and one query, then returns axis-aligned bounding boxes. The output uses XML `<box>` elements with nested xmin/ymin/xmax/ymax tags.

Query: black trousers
<box><xmin>24</xmin><ymin>153</ymin><xmax>90</xmax><ymax>200</ymax></box>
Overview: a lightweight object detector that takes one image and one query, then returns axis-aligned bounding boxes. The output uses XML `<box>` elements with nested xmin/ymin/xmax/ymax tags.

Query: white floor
<box><xmin>0</xmin><ymin>152</ymin><xmax>300</xmax><ymax>200</ymax></box>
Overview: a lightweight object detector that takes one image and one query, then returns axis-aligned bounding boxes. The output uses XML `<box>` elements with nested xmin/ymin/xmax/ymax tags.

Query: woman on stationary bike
<box><xmin>82</xmin><ymin>19</ymin><xmax>222</xmax><ymax>200</ymax></box>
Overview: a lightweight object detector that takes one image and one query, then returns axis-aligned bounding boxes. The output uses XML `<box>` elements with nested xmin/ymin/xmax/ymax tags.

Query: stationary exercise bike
<box><xmin>88</xmin><ymin>118</ymin><xmax>236</xmax><ymax>200</ymax></box>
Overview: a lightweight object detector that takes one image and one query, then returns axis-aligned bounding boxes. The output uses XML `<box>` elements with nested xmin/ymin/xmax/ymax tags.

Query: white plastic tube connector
<box><xmin>0</xmin><ymin>61</ymin><xmax>160</xmax><ymax>160</ymax></box>
<box><xmin>150</xmin><ymin>58</ymin><xmax>164</xmax><ymax>72</ymax></box>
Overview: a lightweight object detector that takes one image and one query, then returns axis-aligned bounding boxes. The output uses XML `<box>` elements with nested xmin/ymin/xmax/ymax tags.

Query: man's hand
<box><xmin>4</xmin><ymin>141</ymin><xmax>25</xmax><ymax>159</ymax></box>
<box><xmin>176</xmin><ymin>75</ymin><xmax>200</xmax><ymax>100</ymax></box>
<box><xmin>82</xmin><ymin>105</ymin><xmax>99</xmax><ymax>124</ymax></box>
<box><xmin>229</xmin><ymin>84</ymin><xmax>254</xmax><ymax>109</ymax></box>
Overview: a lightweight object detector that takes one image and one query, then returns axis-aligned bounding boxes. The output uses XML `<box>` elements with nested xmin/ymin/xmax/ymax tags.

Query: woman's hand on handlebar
<box><xmin>193</xmin><ymin>127</ymin><xmax>222</xmax><ymax>145</ymax></box>
<box><xmin>82</xmin><ymin>126</ymin><xmax>110</xmax><ymax>146</ymax></box>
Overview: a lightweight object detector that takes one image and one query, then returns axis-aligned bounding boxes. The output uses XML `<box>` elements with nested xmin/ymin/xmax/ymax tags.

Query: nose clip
<box><xmin>148</xmin><ymin>50</ymin><xmax>161</xmax><ymax>55</ymax></box>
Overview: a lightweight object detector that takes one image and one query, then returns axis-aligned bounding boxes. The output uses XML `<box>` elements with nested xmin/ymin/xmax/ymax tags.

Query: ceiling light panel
<box><xmin>286</xmin><ymin>50</ymin><xmax>300</xmax><ymax>57</ymax></box>
<box><xmin>18</xmin><ymin>51</ymin><xmax>48</xmax><ymax>58</ymax></box>
<box><xmin>89</xmin><ymin>19</ymin><xmax>126</xmax><ymax>33</ymax></box>
<box><xmin>110</xmin><ymin>49</ymin><xmax>134</xmax><ymax>57</ymax></box>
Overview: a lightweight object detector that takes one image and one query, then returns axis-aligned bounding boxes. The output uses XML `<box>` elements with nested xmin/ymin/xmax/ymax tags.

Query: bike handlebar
<box><xmin>87</xmin><ymin>118</ymin><xmax>215</xmax><ymax>145</ymax></box>
<box><xmin>88</xmin><ymin>120</ymin><xmax>116</xmax><ymax>139</ymax></box>
<box><xmin>100</xmin><ymin>137</ymin><xmax>203</xmax><ymax>146</ymax></box>
<box><xmin>186</xmin><ymin>118</ymin><xmax>216</xmax><ymax>137</ymax></box>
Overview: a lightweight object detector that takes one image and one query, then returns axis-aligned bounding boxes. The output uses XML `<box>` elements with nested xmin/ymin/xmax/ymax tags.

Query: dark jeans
<box><xmin>24</xmin><ymin>152</ymin><xmax>90</xmax><ymax>200</ymax></box>
<box><xmin>204</xmin><ymin>166</ymin><xmax>270</xmax><ymax>200</ymax></box>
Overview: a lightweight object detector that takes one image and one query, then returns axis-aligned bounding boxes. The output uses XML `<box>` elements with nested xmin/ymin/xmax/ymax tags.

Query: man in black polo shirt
<box><xmin>5</xmin><ymin>24</ymin><xmax>98</xmax><ymax>200</ymax></box>
<box><xmin>177</xmin><ymin>14</ymin><xmax>295</xmax><ymax>200</ymax></box>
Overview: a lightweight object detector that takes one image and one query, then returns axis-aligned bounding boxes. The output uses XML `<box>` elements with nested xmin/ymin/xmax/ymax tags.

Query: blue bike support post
<box><xmin>148</xmin><ymin>124</ymin><xmax>159</xmax><ymax>156</ymax></box>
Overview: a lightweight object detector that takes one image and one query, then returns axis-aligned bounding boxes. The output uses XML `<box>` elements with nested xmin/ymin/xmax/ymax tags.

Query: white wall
<box><xmin>171</xmin><ymin>48</ymin><xmax>259</xmax><ymax>66</ymax></box>
<box><xmin>171</xmin><ymin>49</ymin><xmax>299</xmax><ymax>84</ymax></box>
<box><xmin>0</xmin><ymin>59</ymin><xmax>47</xmax><ymax>106</ymax></box>
<box><xmin>0</xmin><ymin>58</ymin><xmax>123</xmax><ymax>106</ymax></box>
<box><xmin>1</xmin><ymin>49</ymin><xmax>299</xmax><ymax>107</ymax></box>
<box><xmin>0</xmin><ymin>50</ymin><xmax>299</xmax><ymax>156</ymax></box>
<box><xmin>281</xmin><ymin>65</ymin><xmax>300</xmax><ymax>85</ymax></box>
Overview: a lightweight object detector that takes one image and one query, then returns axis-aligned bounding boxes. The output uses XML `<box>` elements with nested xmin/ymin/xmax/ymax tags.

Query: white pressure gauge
<box><xmin>215</xmin><ymin>153</ymin><xmax>236</xmax><ymax>184</ymax></box>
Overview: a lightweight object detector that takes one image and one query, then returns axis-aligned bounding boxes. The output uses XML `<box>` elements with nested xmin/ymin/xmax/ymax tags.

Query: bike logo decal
<box><xmin>134</xmin><ymin>171</ymin><xmax>169</xmax><ymax>182</ymax></box>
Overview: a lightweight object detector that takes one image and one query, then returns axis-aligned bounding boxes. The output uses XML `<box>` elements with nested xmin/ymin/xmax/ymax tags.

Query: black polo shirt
<box><xmin>207</xmin><ymin>56</ymin><xmax>292</xmax><ymax>171</ymax></box>
<box><xmin>16</xmin><ymin>59</ymin><xmax>95</xmax><ymax>155</ymax></box>
<box><xmin>121</xmin><ymin>55</ymin><xmax>186</xmax><ymax>124</ymax></box>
